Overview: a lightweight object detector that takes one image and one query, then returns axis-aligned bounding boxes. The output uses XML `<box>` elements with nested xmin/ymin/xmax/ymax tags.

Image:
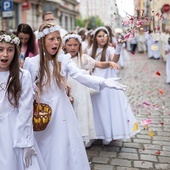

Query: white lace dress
<box><xmin>23</xmin><ymin>52</ymin><xmax>106</xmax><ymax>170</ymax></box>
<box><xmin>67</xmin><ymin>54</ymin><xmax>96</xmax><ymax>144</ymax></box>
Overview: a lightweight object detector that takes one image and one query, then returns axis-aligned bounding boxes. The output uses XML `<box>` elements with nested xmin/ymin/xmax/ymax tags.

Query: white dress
<box><xmin>87</xmin><ymin>47</ymin><xmax>140</xmax><ymax>142</ymax></box>
<box><xmin>165</xmin><ymin>44</ymin><xmax>170</xmax><ymax>83</ymax></box>
<box><xmin>146</xmin><ymin>33</ymin><xmax>154</xmax><ymax>58</ymax></box>
<box><xmin>137</xmin><ymin>33</ymin><xmax>146</xmax><ymax>53</ymax></box>
<box><xmin>67</xmin><ymin>54</ymin><xmax>96</xmax><ymax>144</ymax></box>
<box><xmin>23</xmin><ymin>52</ymin><xmax>106</xmax><ymax>170</ymax></box>
<box><xmin>152</xmin><ymin>33</ymin><xmax>161</xmax><ymax>59</ymax></box>
<box><xmin>0</xmin><ymin>70</ymin><xmax>46</xmax><ymax>170</ymax></box>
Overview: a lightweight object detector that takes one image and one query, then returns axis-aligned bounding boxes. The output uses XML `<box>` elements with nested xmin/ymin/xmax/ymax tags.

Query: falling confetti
<box><xmin>159</xmin><ymin>89</ymin><xmax>164</xmax><ymax>95</ymax></box>
<box><xmin>133</xmin><ymin>123</ymin><xmax>139</xmax><ymax>132</ymax></box>
<box><xmin>160</xmin><ymin>122</ymin><xmax>164</xmax><ymax>125</ymax></box>
<box><xmin>155</xmin><ymin>151</ymin><xmax>161</xmax><ymax>155</ymax></box>
<box><xmin>143</xmin><ymin>101</ymin><xmax>150</xmax><ymax>106</ymax></box>
<box><xmin>141</xmin><ymin>119</ymin><xmax>152</xmax><ymax>126</ymax></box>
<box><xmin>155</xmin><ymin>71</ymin><xmax>161</xmax><ymax>76</ymax></box>
<box><xmin>148</xmin><ymin>129</ymin><xmax>154</xmax><ymax>137</ymax></box>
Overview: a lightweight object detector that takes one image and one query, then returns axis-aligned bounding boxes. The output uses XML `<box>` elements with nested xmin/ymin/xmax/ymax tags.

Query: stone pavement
<box><xmin>87</xmin><ymin>52</ymin><xmax>170</xmax><ymax>170</ymax></box>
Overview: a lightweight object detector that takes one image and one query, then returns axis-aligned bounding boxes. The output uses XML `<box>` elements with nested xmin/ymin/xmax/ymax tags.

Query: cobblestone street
<box><xmin>87</xmin><ymin>52</ymin><xmax>170</xmax><ymax>170</ymax></box>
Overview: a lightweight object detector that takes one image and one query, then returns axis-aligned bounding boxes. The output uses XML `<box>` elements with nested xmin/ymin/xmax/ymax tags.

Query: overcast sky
<box><xmin>116</xmin><ymin>0</ymin><xmax>135</xmax><ymax>17</ymax></box>
<box><xmin>77</xmin><ymin>0</ymin><xmax>135</xmax><ymax>18</ymax></box>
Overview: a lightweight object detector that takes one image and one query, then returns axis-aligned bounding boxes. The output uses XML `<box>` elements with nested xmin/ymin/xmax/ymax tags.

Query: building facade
<box><xmin>0</xmin><ymin>0</ymin><xmax>79</xmax><ymax>31</ymax></box>
<box><xmin>135</xmin><ymin>0</ymin><xmax>170</xmax><ymax>31</ymax></box>
<box><xmin>79</xmin><ymin>0</ymin><xmax>121</xmax><ymax>29</ymax></box>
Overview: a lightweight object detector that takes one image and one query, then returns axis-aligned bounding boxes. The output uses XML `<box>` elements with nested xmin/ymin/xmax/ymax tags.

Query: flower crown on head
<box><xmin>37</xmin><ymin>25</ymin><xmax>61</xmax><ymax>40</ymax></box>
<box><xmin>0</xmin><ymin>34</ymin><xmax>20</xmax><ymax>46</ymax></box>
<box><xmin>63</xmin><ymin>34</ymin><xmax>82</xmax><ymax>45</ymax></box>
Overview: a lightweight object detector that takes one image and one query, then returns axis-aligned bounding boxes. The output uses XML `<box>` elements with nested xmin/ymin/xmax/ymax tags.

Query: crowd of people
<box><xmin>0</xmin><ymin>10</ymin><xmax>170</xmax><ymax>170</ymax></box>
<box><xmin>126</xmin><ymin>28</ymin><xmax>170</xmax><ymax>84</ymax></box>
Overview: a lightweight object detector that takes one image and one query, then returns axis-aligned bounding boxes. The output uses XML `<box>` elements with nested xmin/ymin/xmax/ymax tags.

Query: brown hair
<box><xmin>38</xmin><ymin>23</ymin><xmax>66</xmax><ymax>93</ymax></box>
<box><xmin>0</xmin><ymin>30</ymin><xmax>22</xmax><ymax>107</ymax></box>
<box><xmin>62</xmin><ymin>32</ymin><xmax>83</xmax><ymax>65</ymax></box>
<box><xmin>42</xmin><ymin>11</ymin><xmax>54</xmax><ymax>21</ymax></box>
<box><xmin>17</xmin><ymin>23</ymin><xmax>38</xmax><ymax>58</ymax></box>
<box><xmin>91</xmin><ymin>28</ymin><xmax>109</xmax><ymax>61</ymax></box>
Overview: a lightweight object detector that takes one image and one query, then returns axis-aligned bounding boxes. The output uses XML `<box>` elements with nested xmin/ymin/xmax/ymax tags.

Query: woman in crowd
<box><xmin>17</xmin><ymin>23</ymin><xmax>39</xmax><ymax>66</ymax></box>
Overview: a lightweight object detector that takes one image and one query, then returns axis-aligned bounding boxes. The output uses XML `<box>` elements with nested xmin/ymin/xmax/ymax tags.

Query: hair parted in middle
<box><xmin>91</xmin><ymin>27</ymin><xmax>109</xmax><ymax>62</ymax></box>
<box><xmin>37</xmin><ymin>22</ymin><xmax>66</xmax><ymax>92</ymax></box>
<box><xmin>0</xmin><ymin>30</ymin><xmax>22</xmax><ymax>107</ymax></box>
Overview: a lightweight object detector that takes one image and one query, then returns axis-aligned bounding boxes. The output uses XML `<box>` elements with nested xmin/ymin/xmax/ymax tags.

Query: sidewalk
<box><xmin>87</xmin><ymin>52</ymin><xmax>170</xmax><ymax>170</ymax></box>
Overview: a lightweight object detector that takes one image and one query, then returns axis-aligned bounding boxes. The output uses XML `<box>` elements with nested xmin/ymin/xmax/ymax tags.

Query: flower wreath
<box><xmin>37</xmin><ymin>25</ymin><xmax>61</xmax><ymax>40</ymax></box>
<box><xmin>0</xmin><ymin>34</ymin><xmax>20</xmax><ymax>46</ymax></box>
<box><xmin>63</xmin><ymin>34</ymin><xmax>82</xmax><ymax>45</ymax></box>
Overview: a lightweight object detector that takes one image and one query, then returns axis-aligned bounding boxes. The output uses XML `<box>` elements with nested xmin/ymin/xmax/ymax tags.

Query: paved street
<box><xmin>87</xmin><ymin>52</ymin><xmax>170</xmax><ymax>170</ymax></box>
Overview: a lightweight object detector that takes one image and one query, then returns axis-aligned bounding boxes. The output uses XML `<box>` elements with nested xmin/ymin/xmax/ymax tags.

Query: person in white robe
<box><xmin>87</xmin><ymin>26</ymin><xmax>140</xmax><ymax>145</ymax></box>
<box><xmin>23</xmin><ymin>23</ymin><xmax>126</xmax><ymax>170</ymax></box>
<box><xmin>151</xmin><ymin>32</ymin><xmax>161</xmax><ymax>59</ymax></box>
<box><xmin>62</xmin><ymin>32</ymin><xmax>121</xmax><ymax>147</ymax></box>
<box><xmin>0</xmin><ymin>30</ymin><xmax>46</xmax><ymax>170</ymax></box>
<box><xmin>165</xmin><ymin>37</ymin><xmax>170</xmax><ymax>84</ymax></box>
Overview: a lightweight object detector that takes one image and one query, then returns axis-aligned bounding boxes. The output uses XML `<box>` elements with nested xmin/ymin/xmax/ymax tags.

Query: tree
<box><xmin>76</xmin><ymin>16</ymin><xmax>103</xmax><ymax>30</ymax></box>
<box><xmin>75</xmin><ymin>16</ymin><xmax>86</xmax><ymax>28</ymax></box>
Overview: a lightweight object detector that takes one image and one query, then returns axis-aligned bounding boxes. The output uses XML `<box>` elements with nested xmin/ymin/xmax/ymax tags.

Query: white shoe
<box><xmin>102</xmin><ymin>139</ymin><xmax>111</xmax><ymax>145</ymax></box>
<box><xmin>85</xmin><ymin>140</ymin><xmax>95</xmax><ymax>148</ymax></box>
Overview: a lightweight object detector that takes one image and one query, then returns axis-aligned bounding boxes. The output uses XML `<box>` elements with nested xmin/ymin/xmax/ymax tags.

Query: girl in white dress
<box><xmin>165</xmin><ymin>37</ymin><xmax>170</xmax><ymax>83</ymax></box>
<box><xmin>87</xmin><ymin>26</ymin><xmax>140</xmax><ymax>145</ymax></box>
<box><xmin>62</xmin><ymin>32</ymin><xmax>120</xmax><ymax>147</ymax></box>
<box><xmin>23</xmin><ymin>23</ymin><xmax>126</xmax><ymax>170</ymax></box>
<box><xmin>0</xmin><ymin>30</ymin><xmax>46</xmax><ymax>170</ymax></box>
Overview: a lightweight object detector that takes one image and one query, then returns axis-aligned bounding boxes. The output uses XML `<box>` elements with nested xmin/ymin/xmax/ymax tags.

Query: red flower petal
<box><xmin>156</xmin><ymin>71</ymin><xmax>161</xmax><ymax>76</ymax></box>
<box><xmin>155</xmin><ymin>151</ymin><xmax>161</xmax><ymax>155</ymax></box>
<box><xmin>159</xmin><ymin>89</ymin><xmax>164</xmax><ymax>95</ymax></box>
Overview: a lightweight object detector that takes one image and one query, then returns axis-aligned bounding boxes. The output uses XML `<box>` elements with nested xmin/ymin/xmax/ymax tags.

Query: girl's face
<box><xmin>0</xmin><ymin>42</ymin><xmax>15</xmax><ymax>72</ymax></box>
<box><xmin>65</xmin><ymin>38</ymin><xmax>80</xmax><ymax>57</ymax></box>
<box><xmin>96</xmin><ymin>30</ymin><xmax>108</xmax><ymax>48</ymax></box>
<box><xmin>18</xmin><ymin>32</ymin><xmax>30</xmax><ymax>45</ymax></box>
<box><xmin>45</xmin><ymin>31</ymin><xmax>61</xmax><ymax>57</ymax></box>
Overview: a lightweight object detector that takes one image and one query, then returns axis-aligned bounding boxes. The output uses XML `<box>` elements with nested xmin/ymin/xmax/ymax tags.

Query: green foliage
<box><xmin>76</xmin><ymin>16</ymin><xmax>103</xmax><ymax>29</ymax></box>
<box><xmin>75</xmin><ymin>16</ymin><xmax>85</xmax><ymax>27</ymax></box>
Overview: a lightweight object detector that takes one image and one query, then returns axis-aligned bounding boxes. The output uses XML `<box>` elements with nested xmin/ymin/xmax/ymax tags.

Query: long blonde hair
<box><xmin>38</xmin><ymin>22</ymin><xmax>66</xmax><ymax>93</ymax></box>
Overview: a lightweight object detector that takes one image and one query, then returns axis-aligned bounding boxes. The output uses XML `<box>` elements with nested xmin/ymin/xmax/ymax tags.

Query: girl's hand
<box><xmin>117</xmin><ymin>37</ymin><xmax>126</xmax><ymax>44</ymax></box>
<box><xmin>109</xmin><ymin>62</ymin><xmax>121</xmax><ymax>70</ymax></box>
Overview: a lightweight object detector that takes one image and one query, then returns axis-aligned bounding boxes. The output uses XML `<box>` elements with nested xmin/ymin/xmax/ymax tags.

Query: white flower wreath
<box><xmin>37</xmin><ymin>25</ymin><xmax>61</xmax><ymax>40</ymax></box>
<box><xmin>0</xmin><ymin>34</ymin><xmax>20</xmax><ymax>46</ymax></box>
<box><xmin>62</xmin><ymin>34</ymin><xmax>82</xmax><ymax>45</ymax></box>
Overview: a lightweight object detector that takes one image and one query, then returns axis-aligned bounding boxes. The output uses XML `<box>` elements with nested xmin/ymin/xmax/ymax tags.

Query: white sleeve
<box><xmin>57</xmin><ymin>51</ymin><xmax>105</xmax><ymax>91</ymax></box>
<box><xmin>23</xmin><ymin>55</ymin><xmax>39</xmax><ymax>84</ymax></box>
<box><xmin>66</xmin><ymin>57</ymin><xmax>105</xmax><ymax>91</ymax></box>
<box><xmin>81</xmin><ymin>54</ymin><xmax>95</xmax><ymax>71</ymax></box>
<box><xmin>13</xmin><ymin>70</ymin><xmax>34</xmax><ymax>148</ymax></box>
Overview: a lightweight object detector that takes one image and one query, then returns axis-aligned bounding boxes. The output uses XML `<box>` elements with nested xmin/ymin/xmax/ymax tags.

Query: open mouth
<box><xmin>1</xmin><ymin>59</ymin><xmax>8</xmax><ymax>63</ymax></box>
<box><xmin>52</xmin><ymin>47</ymin><xmax>57</xmax><ymax>51</ymax></box>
